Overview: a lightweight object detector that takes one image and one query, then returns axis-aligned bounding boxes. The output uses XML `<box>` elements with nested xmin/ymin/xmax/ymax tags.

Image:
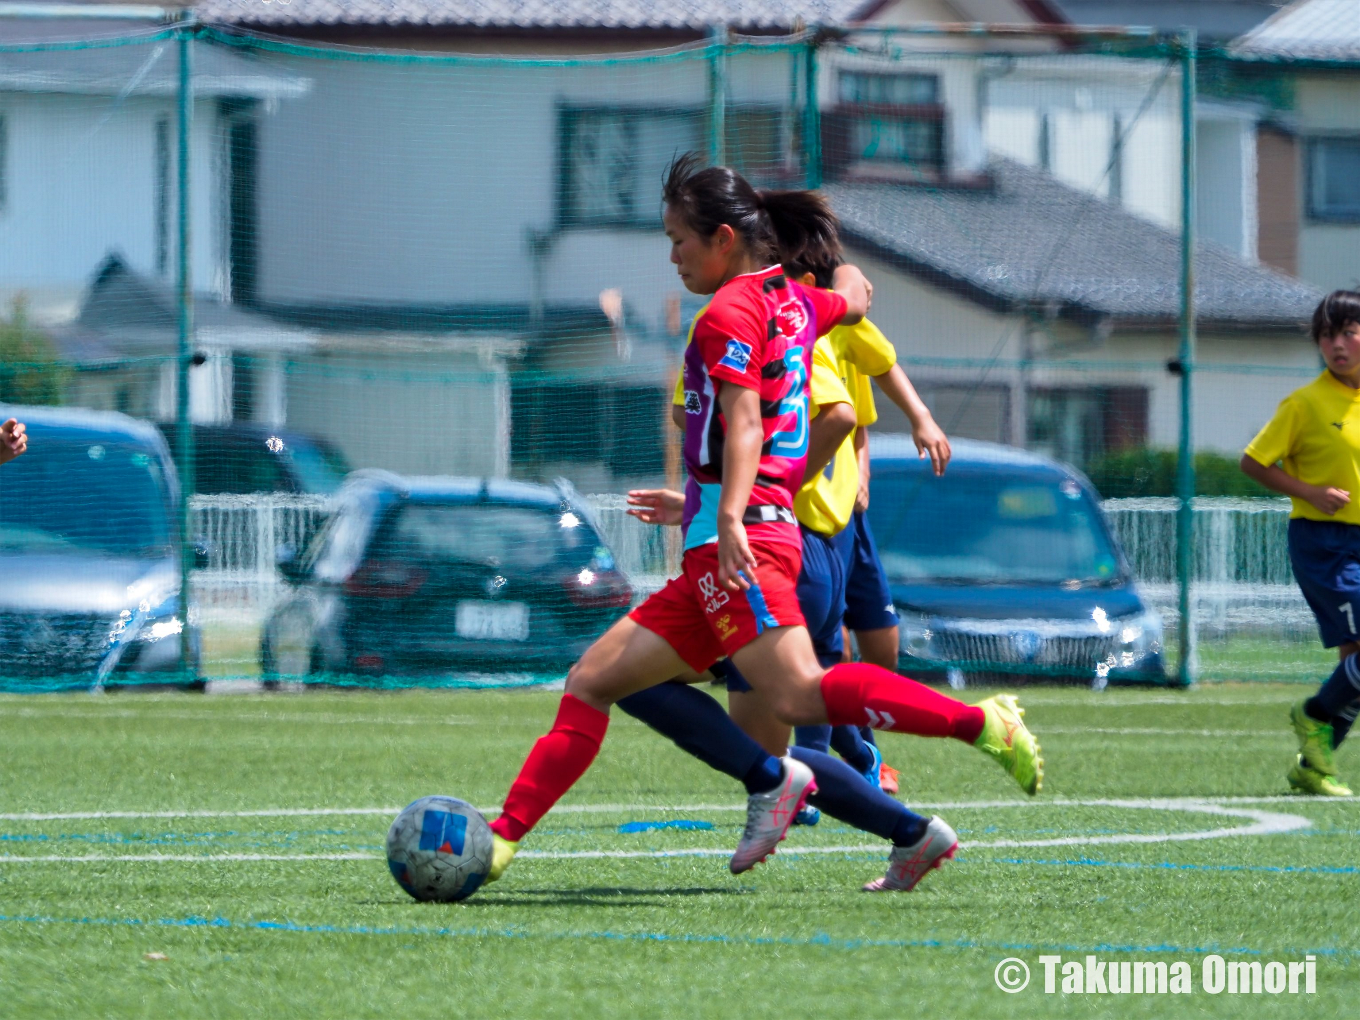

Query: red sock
<box><xmin>489</xmin><ymin>694</ymin><xmax>609</xmax><ymax>843</ymax></box>
<box><xmin>819</xmin><ymin>662</ymin><xmax>984</xmax><ymax>743</ymax></box>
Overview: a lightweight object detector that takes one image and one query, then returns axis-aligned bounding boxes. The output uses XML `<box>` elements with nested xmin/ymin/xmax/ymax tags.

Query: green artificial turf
<box><xmin>0</xmin><ymin>683</ymin><xmax>1353</xmax><ymax>1018</ymax></box>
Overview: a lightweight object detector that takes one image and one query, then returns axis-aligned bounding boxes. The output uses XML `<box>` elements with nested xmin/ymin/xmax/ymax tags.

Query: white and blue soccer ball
<box><xmin>386</xmin><ymin>795</ymin><xmax>493</xmax><ymax>902</ymax></box>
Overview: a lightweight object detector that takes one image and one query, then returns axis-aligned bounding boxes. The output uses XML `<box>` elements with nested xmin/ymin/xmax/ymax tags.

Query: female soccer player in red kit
<box><xmin>485</xmin><ymin>155</ymin><xmax>1042</xmax><ymax>881</ymax></box>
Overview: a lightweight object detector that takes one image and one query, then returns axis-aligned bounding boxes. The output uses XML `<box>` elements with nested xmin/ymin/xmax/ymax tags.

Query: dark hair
<box><xmin>1312</xmin><ymin>290</ymin><xmax>1360</xmax><ymax>343</ymax></box>
<box><xmin>662</xmin><ymin>152</ymin><xmax>842</xmax><ymax>271</ymax></box>
<box><xmin>783</xmin><ymin>250</ymin><xmax>842</xmax><ymax>290</ymax></box>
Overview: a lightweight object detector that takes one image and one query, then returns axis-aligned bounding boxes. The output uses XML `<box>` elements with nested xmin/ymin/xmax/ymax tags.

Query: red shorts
<box><xmin>629</xmin><ymin>540</ymin><xmax>805</xmax><ymax>672</ymax></box>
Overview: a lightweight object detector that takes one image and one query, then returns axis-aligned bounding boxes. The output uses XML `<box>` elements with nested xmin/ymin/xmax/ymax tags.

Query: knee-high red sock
<box><xmin>819</xmin><ymin>662</ymin><xmax>984</xmax><ymax>743</ymax></box>
<box><xmin>489</xmin><ymin>694</ymin><xmax>609</xmax><ymax>843</ymax></box>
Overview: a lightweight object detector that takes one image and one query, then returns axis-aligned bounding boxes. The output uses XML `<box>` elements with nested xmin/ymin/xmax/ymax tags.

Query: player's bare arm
<box><xmin>831</xmin><ymin>264</ymin><xmax>870</xmax><ymax>325</ymax></box>
<box><xmin>1240</xmin><ymin>453</ymin><xmax>1350</xmax><ymax>516</ymax></box>
<box><xmin>854</xmin><ymin>425</ymin><xmax>871</xmax><ymax>512</ymax></box>
<box><xmin>871</xmin><ymin>363</ymin><xmax>950</xmax><ymax>476</ymax></box>
<box><xmin>626</xmin><ymin>488</ymin><xmax>684</xmax><ymax>526</ymax></box>
<box><xmin>801</xmin><ymin>399</ymin><xmax>855</xmax><ymax>486</ymax></box>
<box><xmin>716</xmin><ymin>381</ymin><xmax>762</xmax><ymax>592</ymax></box>
<box><xmin>0</xmin><ymin>418</ymin><xmax>27</xmax><ymax>466</ymax></box>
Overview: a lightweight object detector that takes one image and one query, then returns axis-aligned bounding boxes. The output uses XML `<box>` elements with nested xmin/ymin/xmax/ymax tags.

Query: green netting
<box><xmin>0</xmin><ymin>21</ymin><xmax>1335</xmax><ymax>691</ymax></box>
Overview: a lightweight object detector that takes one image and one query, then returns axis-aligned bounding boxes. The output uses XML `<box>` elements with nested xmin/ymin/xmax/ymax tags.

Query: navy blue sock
<box><xmin>788</xmin><ymin>746</ymin><xmax>928</xmax><ymax>846</ymax></box>
<box><xmin>794</xmin><ymin>725</ymin><xmax>832</xmax><ymax>753</ymax></box>
<box><xmin>829</xmin><ymin>725</ymin><xmax>877</xmax><ymax>775</ymax></box>
<box><xmin>617</xmin><ymin>682</ymin><xmax>783</xmax><ymax>794</ymax></box>
<box><xmin>1305</xmin><ymin>654</ymin><xmax>1360</xmax><ymax>723</ymax></box>
<box><xmin>1335</xmin><ymin>703</ymin><xmax>1359</xmax><ymax>748</ymax></box>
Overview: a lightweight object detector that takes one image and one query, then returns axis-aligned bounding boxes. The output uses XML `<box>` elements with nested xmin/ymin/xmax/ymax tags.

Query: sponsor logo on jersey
<box><xmin>777</xmin><ymin>297</ymin><xmax>809</xmax><ymax>338</ymax></box>
<box><xmin>684</xmin><ymin>390</ymin><xmax>702</xmax><ymax>414</ymax></box>
<box><xmin>697</xmin><ymin>571</ymin><xmax>730</xmax><ymax>614</ymax></box>
<box><xmin>718</xmin><ymin>339</ymin><xmax>753</xmax><ymax>371</ymax></box>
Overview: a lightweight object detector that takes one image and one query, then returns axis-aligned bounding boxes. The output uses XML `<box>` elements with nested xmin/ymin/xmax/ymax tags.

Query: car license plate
<box><xmin>455</xmin><ymin>601</ymin><xmax>529</xmax><ymax>642</ymax></box>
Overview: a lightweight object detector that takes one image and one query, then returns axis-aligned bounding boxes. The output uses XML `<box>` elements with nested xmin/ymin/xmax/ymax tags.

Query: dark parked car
<box><xmin>0</xmin><ymin>404</ymin><xmax>199</xmax><ymax>686</ymax></box>
<box><xmin>260</xmin><ymin>471</ymin><xmax>631</xmax><ymax>678</ymax></box>
<box><xmin>157</xmin><ymin>422</ymin><xmax>350</xmax><ymax>495</ymax></box>
<box><xmin>868</xmin><ymin>436</ymin><xmax>1165</xmax><ymax>687</ymax></box>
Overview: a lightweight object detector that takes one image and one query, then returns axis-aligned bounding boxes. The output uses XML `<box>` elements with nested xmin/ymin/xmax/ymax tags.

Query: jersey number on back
<box><xmin>768</xmin><ymin>347</ymin><xmax>809</xmax><ymax>460</ymax></box>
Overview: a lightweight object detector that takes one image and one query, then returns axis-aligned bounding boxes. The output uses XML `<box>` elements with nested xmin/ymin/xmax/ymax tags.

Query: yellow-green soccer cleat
<box><xmin>1287</xmin><ymin>755</ymin><xmax>1353</xmax><ymax>797</ymax></box>
<box><xmin>972</xmin><ymin>694</ymin><xmax>1043</xmax><ymax>795</ymax></box>
<box><xmin>1290</xmin><ymin>701</ymin><xmax>1337</xmax><ymax>775</ymax></box>
<box><xmin>486</xmin><ymin>834</ymin><xmax>519</xmax><ymax>883</ymax></box>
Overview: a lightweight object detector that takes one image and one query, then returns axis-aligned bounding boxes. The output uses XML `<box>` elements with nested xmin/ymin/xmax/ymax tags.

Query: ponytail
<box><xmin>663</xmin><ymin>152</ymin><xmax>842</xmax><ymax>273</ymax></box>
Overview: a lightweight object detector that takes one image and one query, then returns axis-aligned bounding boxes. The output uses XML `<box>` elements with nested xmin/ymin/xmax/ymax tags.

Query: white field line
<box><xmin>1040</xmin><ymin>727</ymin><xmax>1283</xmax><ymax>737</ymax></box>
<box><xmin>0</xmin><ymin>801</ymin><xmax>1312</xmax><ymax>863</ymax></box>
<box><xmin>0</xmin><ymin>795</ymin><xmax>1347</xmax><ymax>822</ymax></box>
<box><xmin>0</xmin><ymin>708</ymin><xmax>483</xmax><ymax>727</ymax></box>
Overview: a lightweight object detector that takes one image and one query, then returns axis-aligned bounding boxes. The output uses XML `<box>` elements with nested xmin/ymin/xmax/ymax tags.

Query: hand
<box><xmin>716</xmin><ymin>515</ymin><xmax>757</xmax><ymax>591</ymax></box>
<box><xmin>912</xmin><ymin>417</ymin><xmax>951</xmax><ymax>477</ymax></box>
<box><xmin>626</xmin><ymin>488</ymin><xmax>685</xmax><ymax>527</ymax></box>
<box><xmin>0</xmin><ymin>418</ymin><xmax>26</xmax><ymax>466</ymax></box>
<box><xmin>1309</xmin><ymin>486</ymin><xmax>1351</xmax><ymax>516</ymax></box>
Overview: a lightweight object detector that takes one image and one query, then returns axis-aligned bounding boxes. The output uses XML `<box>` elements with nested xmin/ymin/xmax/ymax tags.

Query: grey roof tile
<box><xmin>195</xmin><ymin>0</ymin><xmax>872</xmax><ymax>29</ymax></box>
<box><xmin>826</xmin><ymin>159</ymin><xmax>1323</xmax><ymax>327</ymax></box>
<box><xmin>1231</xmin><ymin>0</ymin><xmax>1360</xmax><ymax>63</ymax></box>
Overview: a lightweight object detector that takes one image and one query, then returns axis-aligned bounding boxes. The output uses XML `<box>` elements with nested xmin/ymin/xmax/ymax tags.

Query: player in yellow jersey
<box><xmin>1242</xmin><ymin>290</ymin><xmax>1360</xmax><ymax>796</ymax></box>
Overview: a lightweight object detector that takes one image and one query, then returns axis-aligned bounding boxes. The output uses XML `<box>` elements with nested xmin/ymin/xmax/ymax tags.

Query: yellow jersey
<box><xmin>1244</xmin><ymin>370</ymin><xmax>1360</xmax><ymax>525</ymax></box>
<box><xmin>823</xmin><ymin>317</ymin><xmax>898</xmax><ymax>427</ymax></box>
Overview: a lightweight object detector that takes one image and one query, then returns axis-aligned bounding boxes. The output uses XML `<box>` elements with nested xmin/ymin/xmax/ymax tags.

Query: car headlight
<box><xmin>898</xmin><ymin>611</ymin><xmax>935</xmax><ymax>659</ymax></box>
<box><xmin>1110</xmin><ymin>610</ymin><xmax>1163</xmax><ymax>670</ymax></box>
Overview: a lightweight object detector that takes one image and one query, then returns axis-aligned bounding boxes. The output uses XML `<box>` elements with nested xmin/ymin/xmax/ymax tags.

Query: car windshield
<box><xmin>0</xmin><ymin>436</ymin><xmax>171</xmax><ymax>556</ymax></box>
<box><xmin>376</xmin><ymin>502</ymin><xmax>594</xmax><ymax>573</ymax></box>
<box><xmin>868</xmin><ymin>469</ymin><xmax>1120</xmax><ymax>585</ymax></box>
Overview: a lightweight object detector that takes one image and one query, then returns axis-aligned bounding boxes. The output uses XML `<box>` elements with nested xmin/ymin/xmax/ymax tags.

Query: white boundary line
<box><xmin>0</xmin><ymin>795</ymin><xmax>1344</xmax><ymax>822</ymax></box>
<box><xmin>0</xmin><ymin>800</ymin><xmax>1311</xmax><ymax>863</ymax></box>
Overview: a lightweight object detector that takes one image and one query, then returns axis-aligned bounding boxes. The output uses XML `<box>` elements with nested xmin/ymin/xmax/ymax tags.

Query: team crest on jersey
<box><xmin>684</xmin><ymin>390</ymin><xmax>702</xmax><ymax>414</ymax></box>
<box><xmin>776</xmin><ymin>297</ymin><xmax>809</xmax><ymax>338</ymax></box>
<box><xmin>718</xmin><ymin>339</ymin><xmax>753</xmax><ymax>371</ymax></box>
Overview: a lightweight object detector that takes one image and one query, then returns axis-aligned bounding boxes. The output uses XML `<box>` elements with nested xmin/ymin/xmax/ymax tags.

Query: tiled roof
<box><xmin>826</xmin><ymin>159</ymin><xmax>1322</xmax><ymax>327</ymax></box>
<box><xmin>1231</xmin><ymin>0</ymin><xmax>1360</xmax><ymax>63</ymax></box>
<box><xmin>195</xmin><ymin>0</ymin><xmax>876</xmax><ymax>29</ymax></box>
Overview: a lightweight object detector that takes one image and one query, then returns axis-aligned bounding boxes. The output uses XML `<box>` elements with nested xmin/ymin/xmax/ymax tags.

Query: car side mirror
<box><xmin>275</xmin><ymin>543</ymin><xmax>304</xmax><ymax>583</ymax></box>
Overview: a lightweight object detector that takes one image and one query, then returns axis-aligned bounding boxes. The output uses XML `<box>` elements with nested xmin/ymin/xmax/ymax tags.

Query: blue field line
<box><xmin>994</xmin><ymin>856</ymin><xmax>1360</xmax><ymax>876</ymax></box>
<box><xmin>0</xmin><ymin>911</ymin><xmax>1350</xmax><ymax>960</ymax></box>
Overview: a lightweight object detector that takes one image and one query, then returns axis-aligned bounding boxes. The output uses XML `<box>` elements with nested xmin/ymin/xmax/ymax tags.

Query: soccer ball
<box><xmin>385</xmin><ymin>795</ymin><xmax>493</xmax><ymax>902</ymax></box>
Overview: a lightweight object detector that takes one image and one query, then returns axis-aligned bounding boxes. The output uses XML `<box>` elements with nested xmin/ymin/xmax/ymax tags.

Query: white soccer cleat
<box><xmin>729</xmin><ymin>756</ymin><xmax>816</xmax><ymax>874</ymax></box>
<box><xmin>862</xmin><ymin>816</ymin><xmax>958</xmax><ymax>892</ymax></box>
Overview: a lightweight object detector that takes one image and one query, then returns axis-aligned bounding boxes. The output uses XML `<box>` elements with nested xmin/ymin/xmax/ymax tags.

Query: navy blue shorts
<box><xmin>838</xmin><ymin>510</ymin><xmax>898</xmax><ymax>632</ymax></box>
<box><xmin>1288</xmin><ymin>518</ymin><xmax>1360</xmax><ymax>648</ymax></box>
<box><xmin>797</xmin><ymin>525</ymin><xmax>847</xmax><ymax>667</ymax></box>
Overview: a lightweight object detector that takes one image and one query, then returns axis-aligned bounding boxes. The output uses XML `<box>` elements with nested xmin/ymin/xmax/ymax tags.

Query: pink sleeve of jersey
<box><xmin>692</xmin><ymin>292</ymin><xmax>766</xmax><ymax>391</ymax></box>
<box><xmin>802</xmin><ymin>285</ymin><xmax>848</xmax><ymax>338</ymax></box>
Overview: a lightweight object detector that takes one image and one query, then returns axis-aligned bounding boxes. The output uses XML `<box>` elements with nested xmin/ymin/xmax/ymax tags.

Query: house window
<box><xmin>154</xmin><ymin>117</ymin><xmax>169</xmax><ymax>275</ymax></box>
<box><xmin>828</xmin><ymin>72</ymin><xmax>944</xmax><ymax>178</ymax></box>
<box><xmin>560</xmin><ymin>108</ymin><xmax>702</xmax><ymax>227</ymax></box>
<box><xmin>1308</xmin><ymin>137</ymin><xmax>1360</xmax><ymax>221</ymax></box>
<box><xmin>0</xmin><ymin>113</ymin><xmax>8</xmax><ymax>212</ymax></box>
<box><xmin>1027</xmin><ymin>387</ymin><xmax>1147</xmax><ymax>470</ymax></box>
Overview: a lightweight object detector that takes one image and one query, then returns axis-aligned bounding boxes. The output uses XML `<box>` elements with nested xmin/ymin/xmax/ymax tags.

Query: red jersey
<box><xmin>680</xmin><ymin>265</ymin><xmax>848</xmax><ymax>551</ymax></box>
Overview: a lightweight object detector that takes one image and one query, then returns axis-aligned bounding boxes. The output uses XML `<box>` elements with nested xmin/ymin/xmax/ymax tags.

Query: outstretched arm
<box><xmin>0</xmin><ymin>419</ymin><xmax>26</xmax><ymax>466</ymax></box>
<box><xmin>871</xmin><ymin>364</ymin><xmax>949</xmax><ymax>476</ymax></box>
<box><xmin>627</xmin><ymin>488</ymin><xmax>685</xmax><ymax>526</ymax></box>
<box><xmin>831</xmin><ymin>265</ymin><xmax>870</xmax><ymax>326</ymax></box>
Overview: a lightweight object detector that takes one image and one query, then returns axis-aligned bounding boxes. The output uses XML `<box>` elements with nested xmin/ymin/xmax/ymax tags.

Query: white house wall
<box><xmin>0</xmin><ymin>92</ymin><xmax>223</xmax><ymax>320</ymax></box>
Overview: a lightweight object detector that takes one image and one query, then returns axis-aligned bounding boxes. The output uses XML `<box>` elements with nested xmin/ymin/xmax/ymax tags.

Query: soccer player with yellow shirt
<box><xmin>1242</xmin><ymin>290</ymin><xmax>1360</xmax><ymax>796</ymax></box>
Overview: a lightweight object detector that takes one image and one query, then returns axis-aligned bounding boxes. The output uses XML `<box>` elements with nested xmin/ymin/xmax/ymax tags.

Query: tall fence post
<box><xmin>803</xmin><ymin>30</ymin><xmax>821</xmax><ymax>189</ymax></box>
<box><xmin>707</xmin><ymin>24</ymin><xmax>727</xmax><ymax>166</ymax></box>
<box><xmin>175</xmin><ymin>11</ymin><xmax>197</xmax><ymax>680</ymax></box>
<box><xmin>1175</xmin><ymin>29</ymin><xmax>1198</xmax><ymax>686</ymax></box>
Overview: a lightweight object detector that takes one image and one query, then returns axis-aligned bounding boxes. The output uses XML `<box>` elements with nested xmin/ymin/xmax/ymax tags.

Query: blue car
<box><xmin>867</xmin><ymin>436</ymin><xmax>1165</xmax><ymax>687</ymax></box>
<box><xmin>260</xmin><ymin>471</ymin><xmax>631</xmax><ymax>679</ymax></box>
<box><xmin>0</xmin><ymin>404</ymin><xmax>199</xmax><ymax>687</ymax></box>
